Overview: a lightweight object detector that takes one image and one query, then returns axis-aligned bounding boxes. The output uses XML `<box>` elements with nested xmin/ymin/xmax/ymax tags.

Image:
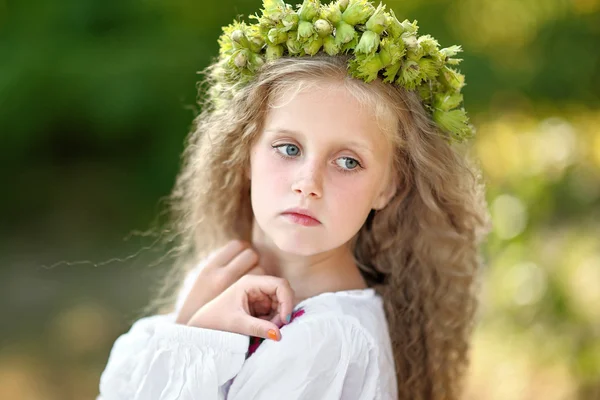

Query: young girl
<box><xmin>98</xmin><ymin>0</ymin><xmax>490</xmax><ymax>399</ymax></box>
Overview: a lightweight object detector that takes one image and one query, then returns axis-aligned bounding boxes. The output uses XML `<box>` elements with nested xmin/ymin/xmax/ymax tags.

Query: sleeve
<box><xmin>98</xmin><ymin>313</ymin><xmax>250</xmax><ymax>400</ymax></box>
<box><xmin>227</xmin><ymin>315</ymin><xmax>383</xmax><ymax>400</ymax></box>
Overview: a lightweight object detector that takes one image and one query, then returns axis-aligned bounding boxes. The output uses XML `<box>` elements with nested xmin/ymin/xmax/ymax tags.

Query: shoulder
<box><xmin>289</xmin><ymin>290</ymin><xmax>397</xmax><ymax>397</ymax></box>
<box><xmin>292</xmin><ymin>289</ymin><xmax>394</xmax><ymax>354</ymax></box>
<box><xmin>254</xmin><ymin>289</ymin><xmax>391</xmax><ymax>371</ymax></box>
<box><xmin>232</xmin><ymin>290</ymin><xmax>397</xmax><ymax>399</ymax></box>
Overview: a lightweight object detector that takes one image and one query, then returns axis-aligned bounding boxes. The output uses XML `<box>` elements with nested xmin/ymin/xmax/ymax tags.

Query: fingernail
<box><xmin>267</xmin><ymin>329</ymin><xmax>278</xmax><ymax>341</ymax></box>
<box><xmin>286</xmin><ymin>314</ymin><xmax>291</xmax><ymax>323</ymax></box>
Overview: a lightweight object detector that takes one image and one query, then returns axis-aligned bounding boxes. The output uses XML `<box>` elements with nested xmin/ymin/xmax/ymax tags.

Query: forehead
<box><xmin>265</xmin><ymin>82</ymin><xmax>395</xmax><ymax>148</ymax></box>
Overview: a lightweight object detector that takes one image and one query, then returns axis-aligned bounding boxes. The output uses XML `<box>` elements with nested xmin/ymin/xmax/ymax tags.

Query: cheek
<box><xmin>330</xmin><ymin>172</ymin><xmax>379</xmax><ymax>203</ymax></box>
<box><xmin>326</xmin><ymin>176</ymin><xmax>377</xmax><ymax>224</ymax></box>
<box><xmin>250</xmin><ymin>149</ymin><xmax>289</xmax><ymax>194</ymax></box>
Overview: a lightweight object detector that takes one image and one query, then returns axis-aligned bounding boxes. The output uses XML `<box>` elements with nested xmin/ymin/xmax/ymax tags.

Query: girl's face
<box><xmin>249</xmin><ymin>81</ymin><xmax>397</xmax><ymax>256</ymax></box>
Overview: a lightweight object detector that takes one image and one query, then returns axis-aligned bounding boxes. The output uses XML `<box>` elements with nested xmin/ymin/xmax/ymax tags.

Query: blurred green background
<box><xmin>1</xmin><ymin>0</ymin><xmax>599</xmax><ymax>399</ymax></box>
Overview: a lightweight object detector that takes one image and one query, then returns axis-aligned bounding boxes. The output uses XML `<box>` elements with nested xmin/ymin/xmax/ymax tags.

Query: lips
<box><xmin>281</xmin><ymin>207</ymin><xmax>320</xmax><ymax>223</ymax></box>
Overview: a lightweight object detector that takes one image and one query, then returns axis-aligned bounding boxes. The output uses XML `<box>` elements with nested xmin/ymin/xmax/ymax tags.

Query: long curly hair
<box><xmin>148</xmin><ymin>54</ymin><xmax>491</xmax><ymax>400</ymax></box>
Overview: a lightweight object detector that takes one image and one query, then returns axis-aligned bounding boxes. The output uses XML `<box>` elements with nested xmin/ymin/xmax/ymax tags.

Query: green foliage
<box><xmin>213</xmin><ymin>0</ymin><xmax>473</xmax><ymax>143</ymax></box>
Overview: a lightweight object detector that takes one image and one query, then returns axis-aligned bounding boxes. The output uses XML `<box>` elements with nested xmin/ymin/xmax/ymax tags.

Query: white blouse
<box><xmin>98</xmin><ymin>264</ymin><xmax>398</xmax><ymax>399</ymax></box>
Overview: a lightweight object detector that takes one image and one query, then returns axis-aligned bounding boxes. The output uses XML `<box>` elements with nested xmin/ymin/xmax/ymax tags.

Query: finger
<box><xmin>226</xmin><ymin>248</ymin><xmax>260</xmax><ymax>279</ymax></box>
<box><xmin>269</xmin><ymin>313</ymin><xmax>283</xmax><ymax>327</ymax></box>
<box><xmin>238</xmin><ymin>315</ymin><xmax>281</xmax><ymax>341</ymax></box>
<box><xmin>209</xmin><ymin>240</ymin><xmax>248</xmax><ymax>267</ymax></box>
<box><xmin>238</xmin><ymin>275</ymin><xmax>294</xmax><ymax>325</ymax></box>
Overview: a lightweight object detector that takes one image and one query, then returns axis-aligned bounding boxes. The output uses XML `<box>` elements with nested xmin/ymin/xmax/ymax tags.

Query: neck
<box><xmin>250</xmin><ymin>218</ymin><xmax>368</xmax><ymax>306</ymax></box>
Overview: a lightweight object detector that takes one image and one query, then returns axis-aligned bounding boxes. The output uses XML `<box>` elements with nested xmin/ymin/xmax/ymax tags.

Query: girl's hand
<box><xmin>175</xmin><ymin>240</ymin><xmax>264</xmax><ymax>325</ymax></box>
<box><xmin>187</xmin><ymin>274</ymin><xmax>295</xmax><ymax>341</ymax></box>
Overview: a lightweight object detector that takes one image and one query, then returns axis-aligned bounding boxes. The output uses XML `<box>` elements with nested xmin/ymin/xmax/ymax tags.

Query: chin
<box><xmin>270</xmin><ymin>232</ymin><xmax>328</xmax><ymax>256</ymax></box>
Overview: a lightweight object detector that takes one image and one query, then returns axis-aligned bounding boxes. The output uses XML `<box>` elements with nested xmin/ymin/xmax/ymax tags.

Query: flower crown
<box><xmin>209</xmin><ymin>0</ymin><xmax>474</xmax><ymax>143</ymax></box>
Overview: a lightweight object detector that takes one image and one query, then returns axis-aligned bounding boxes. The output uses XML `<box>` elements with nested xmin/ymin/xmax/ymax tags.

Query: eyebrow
<box><xmin>264</xmin><ymin>128</ymin><xmax>374</xmax><ymax>154</ymax></box>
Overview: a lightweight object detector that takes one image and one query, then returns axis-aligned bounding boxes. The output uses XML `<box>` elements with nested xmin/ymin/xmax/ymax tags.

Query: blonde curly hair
<box><xmin>149</xmin><ymin>54</ymin><xmax>491</xmax><ymax>400</ymax></box>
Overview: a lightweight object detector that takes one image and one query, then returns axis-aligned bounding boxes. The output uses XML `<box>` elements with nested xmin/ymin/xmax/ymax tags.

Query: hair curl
<box><xmin>148</xmin><ymin>54</ymin><xmax>491</xmax><ymax>400</ymax></box>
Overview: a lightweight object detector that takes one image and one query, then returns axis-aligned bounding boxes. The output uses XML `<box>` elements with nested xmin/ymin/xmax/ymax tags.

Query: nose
<box><xmin>291</xmin><ymin>160</ymin><xmax>323</xmax><ymax>199</ymax></box>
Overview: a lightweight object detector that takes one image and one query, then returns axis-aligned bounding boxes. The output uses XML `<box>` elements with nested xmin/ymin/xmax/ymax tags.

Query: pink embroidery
<box><xmin>247</xmin><ymin>336</ymin><xmax>262</xmax><ymax>356</ymax></box>
<box><xmin>246</xmin><ymin>307</ymin><xmax>305</xmax><ymax>357</ymax></box>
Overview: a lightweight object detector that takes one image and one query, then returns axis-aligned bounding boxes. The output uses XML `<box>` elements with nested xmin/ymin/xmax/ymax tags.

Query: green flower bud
<box><xmin>247</xmin><ymin>53</ymin><xmax>265</xmax><ymax>72</ymax></box>
<box><xmin>231</xmin><ymin>29</ymin><xmax>253</xmax><ymax>50</ymax></box>
<box><xmin>286</xmin><ymin>31</ymin><xmax>303</xmax><ymax>54</ymax></box>
<box><xmin>379</xmin><ymin>37</ymin><xmax>405</xmax><ymax>66</ymax></box>
<box><xmin>320</xmin><ymin>3</ymin><xmax>342</xmax><ymax>25</ymax></box>
<box><xmin>402</xmin><ymin>34</ymin><xmax>418</xmax><ymax>51</ymax></box>
<box><xmin>298</xmin><ymin>0</ymin><xmax>320</xmax><ymax>21</ymax></box>
<box><xmin>335</xmin><ymin>21</ymin><xmax>356</xmax><ymax>46</ymax></box>
<box><xmin>400</xmin><ymin>19</ymin><xmax>418</xmax><ymax>35</ymax></box>
<box><xmin>233</xmin><ymin>51</ymin><xmax>248</xmax><ymax>69</ymax></box>
<box><xmin>445</xmin><ymin>57</ymin><xmax>463</xmax><ymax>66</ymax></box>
<box><xmin>439</xmin><ymin>66</ymin><xmax>465</xmax><ymax>92</ymax></box>
<box><xmin>263</xmin><ymin>0</ymin><xmax>287</xmax><ymax>16</ymax></box>
<box><xmin>298</xmin><ymin>20</ymin><xmax>315</xmax><ymax>38</ymax></box>
<box><xmin>432</xmin><ymin>108</ymin><xmax>472</xmax><ymax>142</ymax></box>
<box><xmin>268</xmin><ymin>28</ymin><xmax>288</xmax><ymax>45</ymax></box>
<box><xmin>259</xmin><ymin>0</ymin><xmax>290</xmax><ymax>28</ymax></box>
<box><xmin>385</xmin><ymin>10</ymin><xmax>404</xmax><ymax>38</ymax></box>
<box><xmin>282</xmin><ymin>13</ymin><xmax>299</xmax><ymax>31</ymax></box>
<box><xmin>355</xmin><ymin>30</ymin><xmax>380</xmax><ymax>54</ymax></box>
<box><xmin>439</xmin><ymin>45</ymin><xmax>463</xmax><ymax>65</ymax></box>
<box><xmin>249</xmin><ymin>35</ymin><xmax>265</xmax><ymax>53</ymax></box>
<box><xmin>314</xmin><ymin>19</ymin><xmax>332</xmax><ymax>37</ymax></box>
<box><xmin>249</xmin><ymin>13</ymin><xmax>273</xmax><ymax>31</ymax></box>
<box><xmin>338</xmin><ymin>0</ymin><xmax>349</xmax><ymax>13</ymax></box>
<box><xmin>407</xmin><ymin>45</ymin><xmax>426</xmax><ymax>62</ymax></box>
<box><xmin>417</xmin><ymin>35</ymin><xmax>439</xmax><ymax>56</ymax></box>
<box><xmin>266</xmin><ymin>44</ymin><xmax>285</xmax><ymax>60</ymax></box>
<box><xmin>231</xmin><ymin>29</ymin><xmax>245</xmax><ymax>44</ymax></box>
<box><xmin>221</xmin><ymin>21</ymin><xmax>254</xmax><ymax>53</ymax></box>
<box><xmin>342</xmin><ymin>0</ymin><xmax>376</xmax><ymax>25</ymax></box>
<box><xmin>304</xmin><ymin>35</ymin><xmax>323</xmax><ymax>55</ymax></box>
<box><xmin>417</xmin><ymin>57</ymin><xmax>439</xmax><ymax>81</ymax></box>
<box><xmin>337</xmin><ymin>0</ymin><xmax>349</xmax><ymax>12</ymax></box>
<box><xmin>440</xmin><ymin>45</ymin><xmax>462</xmax><ymax>59</ymax></box>
<box><xmin>365</xmin><ymin>3</ymin><xmax>387</xmax><ymax>35</ymax></box>
<box><xmin>323</xmin><ymin>34</ymin><xmax>340</xmax><ymax>55</ymax></box>
<box><xmin>397</xmin><ymin>60</ymin><xmax>420</xmax><ymax>90</ymax></box>
<box><xmin>383</xmin><ymin>61</ymin><xmax>401</xmax><ymax>83</ymax></box>
<box><xmin>434</xmin><ymin>92</ymin><xmax>464</xmax><ymax>111</ymax></box>
<box><xmin>349</xmin><ymin>53</ymin><xmax>384</xmax><ymax>82</ymax></box>
<box><xmin>340</xmin><ymin>34</ymin><xmax>359</xmax><ymax>53</ymax></box>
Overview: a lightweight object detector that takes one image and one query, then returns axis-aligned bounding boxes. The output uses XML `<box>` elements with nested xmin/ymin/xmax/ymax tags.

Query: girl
<box><xmin>98</xmin><ymin>1</ymin><xmax>491</xmax><ymax>399</ymax></box>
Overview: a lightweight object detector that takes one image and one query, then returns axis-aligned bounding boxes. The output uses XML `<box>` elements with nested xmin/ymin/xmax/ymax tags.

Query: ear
<box><xmin>372</xmin><ymin>174</ymin><xmax>398</xmax><ymax>211</ymax></box>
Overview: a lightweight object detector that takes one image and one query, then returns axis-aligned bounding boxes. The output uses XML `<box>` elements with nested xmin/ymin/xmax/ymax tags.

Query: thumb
<box><xmin>238</xmin><ymin>315</ymin><xmax>281</xmax><ymax>341</ymax></box>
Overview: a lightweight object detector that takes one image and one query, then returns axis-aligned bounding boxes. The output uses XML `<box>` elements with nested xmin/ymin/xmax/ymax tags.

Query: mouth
<box><xmin>281</xmin><ymin>207</ymin><xmax>321</xmax><ymax>226</ymax></box>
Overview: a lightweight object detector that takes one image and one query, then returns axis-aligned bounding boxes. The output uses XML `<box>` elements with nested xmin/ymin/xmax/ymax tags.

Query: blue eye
<box><xmin>336</xmin><ymin>157</ymin><xmax>359</xmax><ymax>170</ymax></box>
<box><xmin>274</xmin><ymin>144</ymin><xmax>300</xmax><ymax>157</ymax></box>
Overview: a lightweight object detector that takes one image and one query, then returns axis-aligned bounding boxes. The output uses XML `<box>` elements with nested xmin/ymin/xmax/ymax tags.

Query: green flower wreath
<box><xmin>209</xmin><ymin>0</ymin><xmax>474</xmax><ymax>144</ymax></box>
